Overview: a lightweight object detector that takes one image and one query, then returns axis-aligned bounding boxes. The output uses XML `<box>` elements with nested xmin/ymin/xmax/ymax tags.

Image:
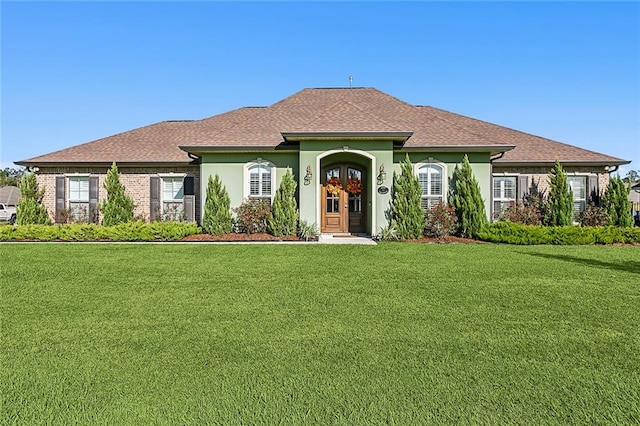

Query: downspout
<box><xmin>606</xmin><ymin>165</ymin><xmax>619</xmax><ymax>175</ymax></box>
<box><xmin>188</xmin><ymin>152</ymin><xmax>201</xmax><ymax>164</ymax></box>
<box><xmin>490</xmin><ymin>152</ymin><xmax>505</xmax><ymax>163</ymax></box>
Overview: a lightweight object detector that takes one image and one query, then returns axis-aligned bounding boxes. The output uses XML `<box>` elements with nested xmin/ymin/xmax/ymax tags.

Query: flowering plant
<box><xmin>347</xmin><ymin>177</ymin><xmax>364</xmax><ymax>194</ymax></box>
<box><xmin>326</xmin><ymin>177</ymin><xmax>342</xmax><ymax>195</ymax></box>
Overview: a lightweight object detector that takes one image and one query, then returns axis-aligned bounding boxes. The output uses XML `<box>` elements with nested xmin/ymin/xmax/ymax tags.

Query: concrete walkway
<box><xmin>318</xmin><ymin>234</ymin><xmax>377</xmax><ymax>245</ymax></box>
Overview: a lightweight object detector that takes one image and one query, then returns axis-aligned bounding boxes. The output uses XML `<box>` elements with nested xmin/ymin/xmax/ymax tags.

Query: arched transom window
<box><xmin>416</xmin><ymin>163</ymin><xmax>446</xmax><ymax>210</ymax></box>
<box><xmin>245</xmin><ymin>161</ymin><xmax>275</xmax><ymax>201</ymax></box>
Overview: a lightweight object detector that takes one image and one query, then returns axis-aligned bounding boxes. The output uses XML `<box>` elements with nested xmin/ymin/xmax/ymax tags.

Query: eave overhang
<box><xmin>180</xmin><ymin>145</ymin><xmax>299</xmax><ymax>154</ymax></box>
<box><xmin>493</xmin><ymin>159</ymin><xmax>631</xmax><ymax>167</ymax></box>
<box><xmin>281</xmin><ymin>131</ymin><xmax>414</xmax><ymax>142</ymax></box>
<box><xmin>399</xmin><ymin>145</ymin><xmax>516</xmax><ymax>156</ymax></box>
<box><xmin>14</xmin><ymin>160</ymin><xmax>196</xmax><ymax>168</ymax></box>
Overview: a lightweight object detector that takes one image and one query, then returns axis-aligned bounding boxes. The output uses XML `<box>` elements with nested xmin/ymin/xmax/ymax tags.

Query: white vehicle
<box><xmin>0</xmin><ymin>203</ymin><xmax>17</xmax><ymax>224</ymax></box>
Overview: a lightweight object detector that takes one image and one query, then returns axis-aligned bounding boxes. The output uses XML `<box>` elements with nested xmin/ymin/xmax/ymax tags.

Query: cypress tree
<box><xmin>268</xmin><ymin>169</ymin><xmax>299</xmax><ymax>237</ymax></box>
<box><xmin>16</xmin><ymin>173</ymin><xmax>51</xmax><ymax>225</ymax></box>
<box><xmin>391</xmin><ymin>154</ymin><xmax>424</xmax><ymax>239</ymax></box>
<box><xmin>602</xmin><ymin>176</ymin><xmax>633</xmax><ymax>227</ymax></box>
<box><xmin>449</xmin><ymin>155</ymin><xmax>487</xmax><ymax>238</ymax></box>
<box><xmin>201</xmin><ymin>174</ymin><xmax>232</xmax><ymax>235</ymax></box>
<box><xmin>547</xmin><ymin>159</ymin><xmax>573</xmax><ymax>226</ymax></box>
<box><xmin>100</xmin><ymin>162</ymin><xmax>134</xmax><ymax>226</ymax></box>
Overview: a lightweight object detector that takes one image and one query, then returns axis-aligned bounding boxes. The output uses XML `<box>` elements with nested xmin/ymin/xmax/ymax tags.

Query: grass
<box><xmin>1</xmin><ymin>243</ymin><xmax>639</xmax><ymax>424</ymax></box>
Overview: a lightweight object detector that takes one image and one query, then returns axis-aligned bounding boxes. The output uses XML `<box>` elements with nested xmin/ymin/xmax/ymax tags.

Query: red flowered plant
<box><xmin>326</xmin><ymin>177</ymin><xmax>342</xmax><ymax>195</ymax></box>
<box><xmin>347</xmin><ymin>177</ymin><xmax>364</xmax><ymax>194</ymax></box>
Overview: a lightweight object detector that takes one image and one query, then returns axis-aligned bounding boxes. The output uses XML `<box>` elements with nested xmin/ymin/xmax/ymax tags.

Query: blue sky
<box><xmin>2</xmin><ymin>1</ymin><xmax>639</xmax><ymax>174</ymax></box>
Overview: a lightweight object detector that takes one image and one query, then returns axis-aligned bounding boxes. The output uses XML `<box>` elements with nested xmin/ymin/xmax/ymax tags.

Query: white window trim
<box><xmin>567</xmin><ymin>175</ymin><xmax>588</xmax><ymax>214</ymax></box>
<box><xmin>159</xmin><ymin>175</ymin><xmax>186</xmax><ymax>218</ymax></box>
<box><xmin>67</xmin><ymin>175</ymin><xmax>90</xmax><ymax>221</ymax></box>
<box><xmin>414</xmin><ymin>161</ymin><xmax>448</xmax><ymax>208</ymax></box>
<box><xmin>492</xmin><ymin>175</ymin><xmax>518</xmax><ymax>216</ymax></box>
<box><xmin>243</xmin><ymin>160</ymin><xmax>276</xmax><ymax>201</ymax></box>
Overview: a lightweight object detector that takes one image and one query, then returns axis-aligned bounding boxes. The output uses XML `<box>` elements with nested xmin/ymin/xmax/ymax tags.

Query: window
<box><xmin>568</xmin><ymin>176</ymin><xmax>587</xmax><ymax>218</ymax></box>
<box><xmin>68</xmin><ymin>176</ymin><xmax>89</xmax><ymax>221</ymax></box>
<box><xmin>245</xmin><ymin>161</ymin><xmax>274</xmax><ymax>201</ymax></box>
<box><xmin>417</xmin><ymin>163</ymin><xmax>445</xmax><ymax>210</ymax></box>
<box><xmin>493</xmin><ymin>176</ymin><xmax>517</xmax><ymax>214</ymax></box>
<box><xmin>162</xmin><ymin>177</ymin><xmax>184</xmax><ymax>221</ymax></box>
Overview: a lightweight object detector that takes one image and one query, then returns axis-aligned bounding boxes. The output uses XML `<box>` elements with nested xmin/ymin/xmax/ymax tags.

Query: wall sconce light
<box><xmin>377</xmin><ymin>163</ymin><xmax>387</xmax><ymax>185</ymax></box>
<box><xmin>304</xmin><ymin>165</ymin><xmax>313</xmax><ymax>185</ymax></box>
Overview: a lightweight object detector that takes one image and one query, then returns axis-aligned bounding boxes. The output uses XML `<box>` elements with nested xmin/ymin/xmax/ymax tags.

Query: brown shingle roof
<box><xmin>17</xmin><ymin>88</ymin><xmax>628</xmax><ymax>165</ymax></box>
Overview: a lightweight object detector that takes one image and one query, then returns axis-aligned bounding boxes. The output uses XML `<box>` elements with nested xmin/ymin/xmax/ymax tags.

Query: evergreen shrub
<box><xmin>201</xmin><ymin>174</ymin><xmax>233</xmax><ymax>235</ymax></box>
<box><xmin>101</xmin><ymin>162</ymin><xmax>135</xmax><ymax>226</ymax></box>
<box><xmin>0</xmin><ymin>222</ymin><xmax>200</xmax><ymax>242</ymax></box>
<box><xmin>269</xmin><ymin>169</ymin><xmax>299</xmax><ymax>237</ymax></box>
<box><xmin>391</xmin><ymin>154</ymin><xmax>424</xmax><ymax>240</ymax></box>
<box><xmin>449</xmin><ymin>155</ymin><xmax>487</xmax><ymax>237</ymax></box>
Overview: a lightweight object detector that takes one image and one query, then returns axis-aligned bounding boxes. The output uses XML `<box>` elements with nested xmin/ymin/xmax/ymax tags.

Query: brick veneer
<box><xmin>492</xmin><ymin>165</ymin><xmax>611</xmax><ymax>197</ymax></box>
<box><xmin>36</xmin><ymin>166</ymin><xmax>200</xmax><ymax>223</ymax></box>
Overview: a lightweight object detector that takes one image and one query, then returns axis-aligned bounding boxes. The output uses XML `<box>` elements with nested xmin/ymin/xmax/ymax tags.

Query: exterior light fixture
<box><xmin>304</xmin><ymin>165</ymin><xmax>313</xmax><ymax>185</ymax></box>
<box><xmin>377</xmin><ymin>163</ymin><xmax>387</xmax><ymax>185</ymax></box>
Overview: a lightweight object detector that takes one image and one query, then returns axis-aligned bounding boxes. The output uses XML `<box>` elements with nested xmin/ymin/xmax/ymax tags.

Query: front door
<box><xmin>321</xmin><ymin>164</ymin><xmax>366</xmax><ymax>233</ymax></box>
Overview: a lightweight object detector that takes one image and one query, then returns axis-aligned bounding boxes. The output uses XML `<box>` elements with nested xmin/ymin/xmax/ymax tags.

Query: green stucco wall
<box><xmin>393</xmin><ymin>152</ymin><xmax>493</xmax><ymax>220</ymax></box>
<box><xmin>200</xmin><ymin>152</ymin><xmax>299</xmax><ymax>214</ymax></box>
<box><xmin>199</xmin><ymin>148</ymin><xmax>493</xmax><ymax>234</ymax></box>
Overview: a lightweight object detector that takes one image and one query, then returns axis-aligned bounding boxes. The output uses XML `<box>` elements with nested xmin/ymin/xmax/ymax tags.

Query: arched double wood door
<box><xmin>321</xmin><ymin>164</ymin><xmax>366</xmax><ymax>234</ymax></box>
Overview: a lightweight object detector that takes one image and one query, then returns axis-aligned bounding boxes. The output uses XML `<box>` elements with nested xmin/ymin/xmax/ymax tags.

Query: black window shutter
<box><xmin>150</xmin><ymin>176</ymin><xmax>160</xmax><ymax>221</ymax></box>
<box><xmin>588</xmin><ymin>175</ymin><xmax>599</xmax><ymax>205</ymax></box>
<box><xmin>89</xmin><ymin>176</ymin><xmax>99</xmax><ymax>224</ymax></box>
<box><xmin>184</xmin><ymin>176</ymin><xmax>195</xmax><ymax>196</ymax></box>
<box><xmin>183</xmin><ymin>176</ymin><xmax>195</xmax><ymax>222</ymax></box>
<box><xmin>55</xmin><ymin>176</ymin><xmax>66</xmax><ymax>223</ymax></box>
<box><xmin>518</xmin><ymin>175</ymin><xmax>529</xmax><ymax>203</ymax></box>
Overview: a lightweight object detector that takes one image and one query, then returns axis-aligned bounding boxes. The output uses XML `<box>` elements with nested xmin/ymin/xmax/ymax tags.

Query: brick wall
<box><xmin>492</xmin><ymin>165</ymin><xmax>611</xmax><ymax>196</ymax></box>
<box><xmin>36</xmin><ymin>166</ymin><xmax>200</xmax><ymax>223</ymax></box>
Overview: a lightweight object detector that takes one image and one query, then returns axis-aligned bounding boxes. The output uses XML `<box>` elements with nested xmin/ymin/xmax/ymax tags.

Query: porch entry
<box><xmin>321</xmin><ymin>164</ymin><xmax>366</xmax><ymax>233</ymax></box>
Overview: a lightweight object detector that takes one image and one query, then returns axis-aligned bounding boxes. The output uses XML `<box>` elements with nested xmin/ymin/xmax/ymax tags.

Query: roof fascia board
<box><xmin>281</xmin><ymin>131</ymin><xmax>413</xmax><ymax>142</ymax></box>
<box><xmin>494</xmin><ymin>160</ymin><xmax>631</xmax><ymax>167</ymax></box>
<box><xmin>15</xmin><ymin>161</ymin><xmax>195</xmax><ymax>168</ymax></box>
<box><xmin>399</xmin><ymin>145</ymin><xmax>515</xmax><ymax>153</ymax></box>
<box><xmin>180</xmin><ymin>146</ymin><xmax>299</xmax><ymax>154</ymax></box>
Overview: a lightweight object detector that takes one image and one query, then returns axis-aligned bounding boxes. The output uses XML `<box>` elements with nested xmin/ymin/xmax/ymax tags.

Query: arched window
<box><xmin>416</xmin><ymin>162</ymin><xmax>446</xmax><ymax>210</ymax></box>
<box><xmin>244</xmin><ymin>161</ymin><xmax>275</xmax><ymax>201</ymax></box>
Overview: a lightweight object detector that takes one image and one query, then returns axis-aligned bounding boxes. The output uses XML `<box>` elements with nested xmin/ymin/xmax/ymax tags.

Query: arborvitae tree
<box><xmin>100</xmin><ymin>162</ymin><xmax>134</xmax><ymax>226</ymax></box>
<box><xmin>602</xmin><ymin>176</ymin><xmax>633</xmax><ymax>227</ymax></box>
<box><xmin>547</xmin><ymin>159</ymin><xmax>573</xmax><ymax>226</ymax></box>
<box><xmin>449</xmin><ymin>155</ymin><xmax>487</xmax><ymax>238</ymax></box>
<box><xmin>391</xmin><ymin>154</ymin><xmax>424</xmax><ymax>239</ymax></box>
<box><xmin>268</xmin><ymin>169</ymin><xmax>299</xmax><ymax>236</ymax></box>
<box><xmin>201</xmin><ymin>174</ymin><xmax>232</xmax><ymax>236</ymax></box>
<box><xmin>16</xmin><ymin>173</ymin><xmax>51</xmax><ymax>225</ymax></box>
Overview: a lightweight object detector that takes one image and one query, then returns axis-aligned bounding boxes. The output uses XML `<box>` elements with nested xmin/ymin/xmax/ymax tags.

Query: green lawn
<box><xmin>1</xmin><ymin>243</ymin><xmax>639</xmax><ymax>424</ymax></box>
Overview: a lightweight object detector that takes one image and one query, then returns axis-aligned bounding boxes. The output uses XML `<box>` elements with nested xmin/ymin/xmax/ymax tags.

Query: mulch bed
<box><xmin>181</xmin><ymin>233</ymin><xmax>484</xmax><ymax>243</ymax></box>
<box><xmin>182</xmin><ymin>233</ymin><xmax>303</xmax><ymax>242</ymax></box>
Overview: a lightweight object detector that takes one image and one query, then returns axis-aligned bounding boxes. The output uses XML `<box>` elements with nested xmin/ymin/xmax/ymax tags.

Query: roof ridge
<box><xmin>340</xmin><ymin>99</ymin><xmax>404</xmax><ymax>131</ymax></box>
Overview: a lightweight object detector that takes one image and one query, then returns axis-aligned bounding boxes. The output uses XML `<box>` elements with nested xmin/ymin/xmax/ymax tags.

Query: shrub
<box><xmin>391</xmin><ymin>154</ymin><xmax>424</xmax><ymax>240</ymax></box>
<box><xmin>374</xmin><ymin>224</ymin><xmax>399</xmax><ymax>241</ymax></box>
<box><xmin>269</xmin><ymin>169</ymin><xmax>299</xmax><ymax>237</ymax></box>
<box><xmin>602</xmin><ymin>177</ymin><xmax>633</xmax><ymax>227</ymax></box>
<box><xmin>579</xmin><ymin>204</ymin><xmax>609</xmax><ymax>227</ymax></box>
<box><xmin>0</xmin><ymin>222</ymin><xmax>201</xmax><ymax>242</ymax></box>
<box><xmin>298</xmin><ymin>220</ymin><xmax>319</xmax><ymax>241</ymax></box>
<box><xmin>100</xmin><ymin>162</ymin><xmax>135</xmax><ymax>226</ymax></box>
<box><xmin>234</xmin><ymin>198</ymin><xmax>272</xmax><ymax>234</ymax></box>
<box><xmin>424</xmin><ymin>204</ymin><xmax>457</xmax><ymax>238</ymax></box>
<box><xmin>201</xmin><ymin>174</ymin><xmax>233</xmax><ymax>235</ymax></box>
<box><xmin>497</xmin><ymin>203</ymin><xmax>542</xmax><ymax>225</ymax></box>
<box><xmin>16</xmin><ymin>173</ymin><xmax>51</xmax><ymax>225</ymax></box>
<box><xmin>449</xmin><ymin>155</ymin><xmax>487</xmax><ymax>237</ymax></box>
<box><xmin>547</xmin><ymin>160</ymin><xmax>573</xmax><ymax>226</ymax></box>
<box><xmin>476</xmin><ymin>222</ymin><xmax>640</xmax><ymax>245</ymax></box>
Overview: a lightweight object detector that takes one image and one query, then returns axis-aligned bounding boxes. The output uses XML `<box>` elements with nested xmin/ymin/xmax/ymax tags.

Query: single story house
<box><xmin>16</xmin><ymin>88</ymin><xmax>629</xmax><ymax>234</ymax></box>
